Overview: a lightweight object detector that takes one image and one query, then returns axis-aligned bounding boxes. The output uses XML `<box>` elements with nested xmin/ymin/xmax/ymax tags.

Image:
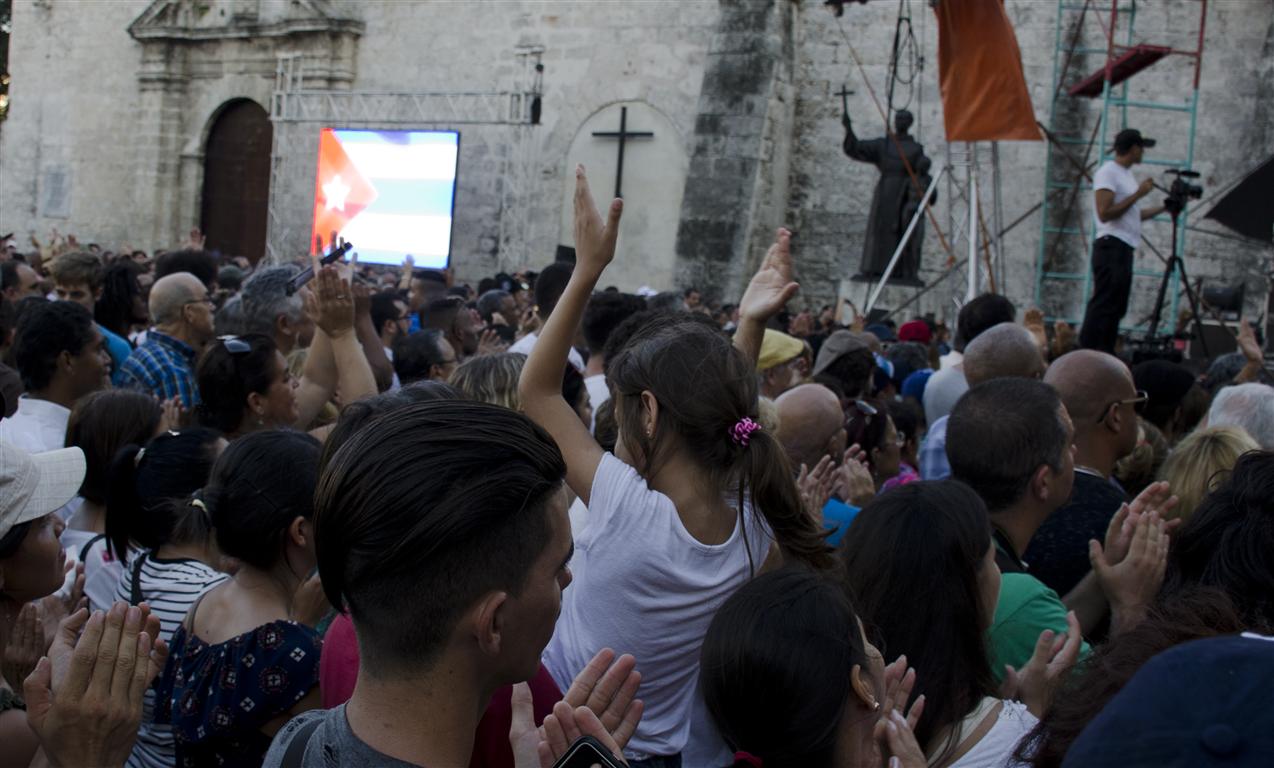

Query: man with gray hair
<box><xmin>240</xmin><ymin>265</ymin><xmax>312</xmax><ymax>355</ymax></box>
<box><xmin>118</xmin><ymin>272</ymin><xmax>216</xmax><ymax>407</ymax></box>
<box><xmin>1208</xmin><ymin>383</ymin><xmax>1274</xmax><ymax>450</ymax></box>
<box><xmin>921</xmin><ymin>322</ymin><xmax>1045</xmax><ymax>480</ymax></box>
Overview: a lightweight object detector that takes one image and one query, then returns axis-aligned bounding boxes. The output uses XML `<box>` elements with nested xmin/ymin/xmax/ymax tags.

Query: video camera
<box><xmin>1164</xmin><ymin>169</ymin><xmax>1203</xmax><ymax>216</ymax></box>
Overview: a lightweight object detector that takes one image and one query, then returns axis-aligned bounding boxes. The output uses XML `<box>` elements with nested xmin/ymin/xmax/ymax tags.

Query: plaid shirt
<box><xmin>118</xmin><ymin>330</ymin><xmax>200</xmax><ymax>408</ymax></box>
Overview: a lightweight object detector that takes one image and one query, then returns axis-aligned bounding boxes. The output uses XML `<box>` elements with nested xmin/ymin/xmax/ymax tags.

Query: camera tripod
<box><xmin>1145</xmin><ymin>206</ymin><xmax>1209</xmax><ymax>358</ymax></box>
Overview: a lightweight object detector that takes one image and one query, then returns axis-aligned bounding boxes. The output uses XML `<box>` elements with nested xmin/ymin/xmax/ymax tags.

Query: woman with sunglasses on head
<box><xmin>195</xmin><ymin>266</ymin><xmax>376</xmax><ymax>438</ymax></box>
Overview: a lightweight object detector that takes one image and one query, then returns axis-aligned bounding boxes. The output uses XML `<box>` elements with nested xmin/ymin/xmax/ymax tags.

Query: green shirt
<box><xmin>989</xmin><ymin>572</ymin><xmax>1092</xmax><ymax>685</ymax></box>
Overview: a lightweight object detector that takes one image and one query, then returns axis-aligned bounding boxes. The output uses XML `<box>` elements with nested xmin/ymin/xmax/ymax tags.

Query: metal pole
<box><xmin>968</xmin><ymin>142</ymin><xmax>979</xmax><ymax>300</ymax></box>
<box><xmin>865</xmin><ymin>165</ymin><xmax>947</xmax><ymax>315</ymax></box>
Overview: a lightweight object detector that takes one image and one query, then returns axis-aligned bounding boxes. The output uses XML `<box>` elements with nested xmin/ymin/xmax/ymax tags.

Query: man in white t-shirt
<box><xmin>1079</xmin><ymin>128</ymin><xmax>1166</xmax><ymax>353</ymax></box>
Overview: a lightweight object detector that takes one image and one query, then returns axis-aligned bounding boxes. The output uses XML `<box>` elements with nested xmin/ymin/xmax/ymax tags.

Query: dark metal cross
<box><xmin>591</xmin><ymin>106</ymin><xmax>654</xmax><ymax>199</ymax></box>
<box><xmin>836</xmin><ymin>85</ymin><xmax>855</xmax><ymax>119</ymax></box>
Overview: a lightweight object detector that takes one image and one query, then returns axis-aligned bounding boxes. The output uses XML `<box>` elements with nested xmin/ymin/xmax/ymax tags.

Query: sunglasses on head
<box><xmin>219</xmin><ymin>335</ymin><xmax>251</xmax><ymax>355</ymax></box>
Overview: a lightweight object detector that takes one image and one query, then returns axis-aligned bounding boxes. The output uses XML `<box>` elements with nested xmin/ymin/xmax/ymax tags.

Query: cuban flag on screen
<box><xmin>312</xmin><ymin>129</ymin><xmax>458</xmax><ymax>268</ymax></box>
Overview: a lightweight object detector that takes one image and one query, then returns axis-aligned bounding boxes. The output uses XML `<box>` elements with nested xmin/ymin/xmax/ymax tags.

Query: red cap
<box><xmin>898</xmin><ymin>320</ymin><xmax>931</xmax><ymax>344</ymax></box>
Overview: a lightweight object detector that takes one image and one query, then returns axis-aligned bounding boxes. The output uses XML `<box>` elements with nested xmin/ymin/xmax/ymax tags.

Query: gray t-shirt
<box><xmin>263</xmin><ymin>705</ymin><xmax>418</xmax><ymax>768</ymax></box>
<box><xmin>923</xmin><ymin>365</ymin><xmax>969</xmax><ymax>426</ymax></box>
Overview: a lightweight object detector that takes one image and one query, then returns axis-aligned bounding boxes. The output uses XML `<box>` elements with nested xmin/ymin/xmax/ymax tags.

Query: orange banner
<box><xmin>935</xmin><ymin>0</ymin><xmax>1042</xmax><ymax>141</ymax></box>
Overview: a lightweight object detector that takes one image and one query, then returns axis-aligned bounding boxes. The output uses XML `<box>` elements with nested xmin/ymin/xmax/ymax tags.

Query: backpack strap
<box><xmin>78</xmin><ymin>533</ymin><xmax>107</xmax><ymax>565</ymax></box>
<box><xmin>280</xmin><ymin>717</ymin><xmax>323</xmax><ymax>768</ymax></box>
<box><xmin>129</xmin><ymin>551</ymin><xmax>148</xmax><ymax>606</ymax></box>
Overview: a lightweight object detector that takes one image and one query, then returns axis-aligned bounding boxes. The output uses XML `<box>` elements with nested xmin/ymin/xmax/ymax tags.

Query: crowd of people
<box><xmin>1</xmin><ymin>166</ymin><xmax>1272</xmax><ymax>768</ymax></box>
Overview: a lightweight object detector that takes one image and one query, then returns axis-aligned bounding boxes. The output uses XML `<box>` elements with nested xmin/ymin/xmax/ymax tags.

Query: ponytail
<box><xmin>738</xmin><ymin>429</ymin><xmax>836</xmax><ymax>572</ymax></box>
<box><xmin>104</xmin><ymin>444</ymin><xmax>146</xmax><ymax>562</ymax></box>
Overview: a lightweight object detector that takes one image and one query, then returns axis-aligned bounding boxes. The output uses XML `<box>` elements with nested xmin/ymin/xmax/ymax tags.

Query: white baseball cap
<box><xmin>0</xmin><ymin>441</ymin><xmax>85</xmax><ymax>542</ymax></box>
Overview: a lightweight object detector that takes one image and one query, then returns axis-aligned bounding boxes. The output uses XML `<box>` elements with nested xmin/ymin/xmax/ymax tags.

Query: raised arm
<box><xmin>295</xmin><ymin>265</ymin><xmax>377</xmax><ymax>428</ymax></box>
<box><xmin>519</xmin><ymin>166</ymin><xmax>619</xmax><ymax>505</ymax></box>
<box><xmin>733</xmin><ymin>228</ymin><xmax>799</xmax><ymax>366</ymax></box>
<box><xmin>352</xmin><ymin>281</ymin><xmax>394</xmax><ymax>392</ymax></box>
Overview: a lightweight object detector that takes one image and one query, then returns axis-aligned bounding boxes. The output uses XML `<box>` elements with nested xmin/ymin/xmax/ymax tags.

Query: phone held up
<box><xmin>286</xmin><ymin>241</ymin><xmax>354</xmax><ymax>295</ymax></box>
<box><xmin>551</xmin><ymin>736</ymin><xmax>627</xmax><ymax>768</ymax></box>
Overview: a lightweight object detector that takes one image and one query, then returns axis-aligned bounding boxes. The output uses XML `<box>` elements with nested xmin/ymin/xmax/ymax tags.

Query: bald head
<box><xmin>963</xmin><ymin>323</ymin><xmax>1045</xmax><ymax>387</ymax></box>
<box><xmin>1045</xmin><ymin>350</ymin><xmax>1136</xmax><ymax>424</ymax></box>
<box><xmin>776</xmin><ymin>384</ymin><xmax>845</xmax><ymax>469</ymax></box>
<box><xmin>150</xmin><ymin>272</ymin><xmax>203</xmax><ymax>325</ymax></box>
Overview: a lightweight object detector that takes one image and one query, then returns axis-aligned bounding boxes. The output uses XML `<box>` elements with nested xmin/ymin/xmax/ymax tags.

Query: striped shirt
<box><xmin>118</xmin><ymin>330</ymin><xmax>200</xmax><ymax>408</ymax></box>
<box><xmin>115</xmin><ymin>551</ymin><xmax>227</xmax><ymax>768</ymax></box>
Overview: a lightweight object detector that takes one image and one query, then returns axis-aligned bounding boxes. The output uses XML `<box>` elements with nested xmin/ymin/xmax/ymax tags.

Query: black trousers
<box><xmin>1079</xmin><ymin>236</ymin><xmax>1134</xmax><ymax>353</ymax></box>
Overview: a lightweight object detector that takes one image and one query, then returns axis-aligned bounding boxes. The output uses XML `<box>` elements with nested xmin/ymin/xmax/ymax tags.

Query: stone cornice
<box><xmin>129</xmin><ymin>2</ymin><xmax>364</xmax><ymax>44</ymax></box>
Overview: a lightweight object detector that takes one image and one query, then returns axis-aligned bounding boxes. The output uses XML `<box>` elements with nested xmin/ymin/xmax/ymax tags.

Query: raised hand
<box><xmin>1236</xmin><ymin>319</ymin><xmax>1263</xmax><ymax>363</ymax></box>
<box><xmin>1000</xmin><ymin>610</ymin><xmax>1082</xmax><ymax>717</ymax></box>
<box><xmin>540</xmin><ymin>702</ymin><xmax>630</xmax><ymax>768</ymax></box>
<box><xmin>306</xmin><ymin>264</ymin><xmax>355</xmax><ymax>338</ymax></box>
<box><xmin>798</xmin><ymin>455</ymin><xmax>835</xmax><ymax>521</ymax></box>
<box><xmin>739</xmin><ymin>228</ymin><xmax>799</xmax><ymax>324</ymax></box>
<box><xmin>159</xmin><ymin>397</ymin><xmax>186</xmax><ymax>431</ymax></box>
<box><xmin>478</xmin><ymin>328</ymin><xmax>508</xmax><ymax>356</ymax></box>
<box><xmin>1104</xmin><ymin>481</ymin><xmax>1179</xmax><ymax>565</ymax></box>
<box><xmin>834</xmin><ymin>448</ymin><xmax>876</xmax><ymax>508</ymax></box>
<box><xmin>1090</xmin><ymin>511</ymin><xmax>1169</xmax><ymax>618</ymax></box>
<box><xmin>557</xmin><ymin>648</ymin><xmax>643</xmax><ymax>746</ymax></box>
<box><xmin>572</xmin><ymin>165</ymin><xmax>623</xmax><ymax>278</ymax></box>
<box><xmin>186</xmin><ymin>227</ymin><xmax>206</xmax><ymax>250</ymax></box>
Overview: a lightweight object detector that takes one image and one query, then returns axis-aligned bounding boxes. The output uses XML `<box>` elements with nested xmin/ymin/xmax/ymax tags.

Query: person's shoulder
<box><xmin>262</xmin><ymin>708</ymin><xmax>329</xmax><ymax>768</ymax></box>
<box><xmin>995</xmin><ymin>572</ymin><xmax>1063</xmax><ymax>616</ymax></box>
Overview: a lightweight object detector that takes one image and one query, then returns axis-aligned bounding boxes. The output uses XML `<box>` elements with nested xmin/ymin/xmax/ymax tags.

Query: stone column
<box><xmin>674</xmin><ymin>0</ymin><xmax>797</xmax><ymax>302</ymax></box>
<box><xmin>133</xmin><ymin>42</ymin><xmax>190</xmax><ymax>250</ymax></box>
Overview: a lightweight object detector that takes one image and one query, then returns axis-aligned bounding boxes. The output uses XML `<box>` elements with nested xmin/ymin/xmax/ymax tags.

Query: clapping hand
<box><xmin>573</xmin><ymin>165</ymin><xmax>623</xmax><ymax>280</ymax></box>
<box><xmin>833</xmin><ymin>445</ymin><xmax>876</xmax><ymax>508</ymax></box>
<box><xmin>305</xmin><ymin>263</ymin><xmax>355</xmax><ymax>339</ymax></box>
<box><xmin>739</xmin><ymin>228</ymin><xmax>799</xmax><ymax>324</ymax></box>
<box><xmin>478</xmin><ymin>328</ymin><xmax>509</xmax><ymax>356</ymax></box>
<box><xmin>798</xmin><ymin>455</ymin><xmax>836</xmax><ymax>521</ymax></box>
<box><xmin>2</xmin><ymin>602</ymin><xmax>45</xmax><ymax>688</ymax></box>
<box><xmin>24</xmin><ymin>603</ymin><xmax>169</xmax><ymax>768</ymax></box>
<box><xmin>875</xmin><ymin>655</ymin><xmax>927</xmax><ymax>768</ymax></box>
<box><xmin>1089</xmin><ymin>509</ymin><xmax>1169</xmax><ymax>618</ymax></box>
<box><xmin>509</xmin><ymin>648</ymin><xmax>643</xmax><ymax>768</ymax></box>
<box><xmin>1000</xmin><ymin>610</ymin><xmax>1082</xmax><ymax>717</ymax></box>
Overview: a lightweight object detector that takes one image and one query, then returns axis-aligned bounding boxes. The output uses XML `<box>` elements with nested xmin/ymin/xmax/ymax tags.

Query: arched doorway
<box><xmin>200</xmin><ymin>99</ymin><xmax>272</xmax><ymax>263</ymax></box>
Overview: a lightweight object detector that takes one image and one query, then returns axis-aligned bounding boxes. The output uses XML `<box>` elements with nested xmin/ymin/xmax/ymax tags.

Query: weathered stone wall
<box><xmin>1</xmin><ymin>0</ymin><xmax>1269</xmax><ymax>320</ymax></box>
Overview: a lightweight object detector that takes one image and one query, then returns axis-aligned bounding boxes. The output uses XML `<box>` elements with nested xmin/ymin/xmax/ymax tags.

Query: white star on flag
<box><xmin>323</xmin><ymin>174</ymin><xmax>352</xmax><ymax>212</ymax></box>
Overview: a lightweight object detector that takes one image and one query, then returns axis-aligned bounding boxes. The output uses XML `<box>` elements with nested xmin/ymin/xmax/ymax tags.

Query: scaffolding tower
<box><xmin>1034</xmin><ymin>0</ymin><xmax>1208</xmax><ymax>333</ymax></box>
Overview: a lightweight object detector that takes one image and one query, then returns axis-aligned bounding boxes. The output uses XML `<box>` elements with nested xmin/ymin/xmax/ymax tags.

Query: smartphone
<box><xmin>286</xmin><ymin>242</ymin><xmax>353</xmax><ymax>295</ymax></box>
<box><xmin>550</xmin><ymin>736</ymin><xmax>627</xmax><ymax>768</ymax></box>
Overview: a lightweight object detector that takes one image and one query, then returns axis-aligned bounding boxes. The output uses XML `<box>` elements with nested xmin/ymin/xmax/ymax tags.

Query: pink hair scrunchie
<box><xmin>730</xmin><ymin>417</ymin><xmax>761</xmax><ymax>447</ymax></box>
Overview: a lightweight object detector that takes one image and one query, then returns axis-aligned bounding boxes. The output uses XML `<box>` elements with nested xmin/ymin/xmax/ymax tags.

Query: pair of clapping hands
<box><xmin>511</xmin><ymin>649</ymin><xmax>930</xmax><ymax>768</ymax></box>
<box><xmin>20</xmin><ymin>602</ymin><xmax>169</xmax><ymax>768</ymax></box>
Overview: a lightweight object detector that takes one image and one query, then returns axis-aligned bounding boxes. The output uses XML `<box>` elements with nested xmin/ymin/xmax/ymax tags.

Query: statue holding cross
<box><xmin>841</xmin><ymin>90</ymin><xmax>934</xmax><ymax>285</ymax></box>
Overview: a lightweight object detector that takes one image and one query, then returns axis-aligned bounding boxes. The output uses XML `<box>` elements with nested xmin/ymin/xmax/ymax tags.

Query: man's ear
<box><xmin>1030</xmin><ymin>463</ymin><xmax>1053</xmax><ymax>503</ymax></box>
<box><xmin>57</xmin><ymin>348</ymin><xmax>75</xmax><ymax>376</ymax></box>
<box><xmin>470</xmin><ymin>591</ymin><xmax>510</xmax><ymax>658</ymax></box>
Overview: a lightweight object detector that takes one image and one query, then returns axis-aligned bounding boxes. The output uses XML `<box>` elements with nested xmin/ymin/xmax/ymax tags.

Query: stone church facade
<box><xmin>1</xmin><ymin>0</ymin><xmax>1270</xmax><ymax>323</ymax></box>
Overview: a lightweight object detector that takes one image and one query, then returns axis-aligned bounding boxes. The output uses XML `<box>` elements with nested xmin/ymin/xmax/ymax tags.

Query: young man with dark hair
<box><xmin>264</xmin><ymin>401</ymin><xmax>633</xmax><ymax>767</ymax></box>
<box><xmin>925</xmin><ymin>292</ymin><xmax>1017</xmax><ymax>425</ymax></box>
<box><xmin>47</xmin><ymin>250</ymin><xmax>132</xmax><ymax>385</ymax></box>
<box><xmin>153</xmin><ymin>248</ymin><xmax>218</xmax><ymax>291</ymax></box>
<box><xmin>422</xmin><ymin>295</ymin><xmax>481</xmax><ymax>361</ymax></box>
<box><xmin>509</xmin><ymin>262</ymin><xmax>584</xmax><ymax>371</ymax></box>
<box><xmin>0</xmin><ymin>301</ymin><xmax>110</xmax><ymax>453</ymax></box>
<box><xmin>580</xmin><ymin>292</ymin><xmax>647</xmax><ymax>417</ymax></box>
<box><xmin>391</xmin><ymin>329</ymin><xmax>457</xmax><ymax>386</ymax></box>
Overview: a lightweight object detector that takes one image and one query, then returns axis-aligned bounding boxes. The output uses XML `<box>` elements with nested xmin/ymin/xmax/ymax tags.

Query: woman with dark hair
<box><xmin>882</xmin><ymin>399</ymin><xmax>924</xmax><ymax>492</ymax></box>
<box><xmin>62</xmin><ymin>390</ymin><xmax>164</xmax><ymax>558</ymax></box>
<box><xmin>845</xmin><ymin>399</ymin><xmax>903</xmax><ymax>490</ymax></box>
<box><xmin>106</xmin><ymin>428</ymin><xmax>228</xmax><ymax>768</ymax></box>
<box><xmin>195</xmin><ymin>334</ymin><xmax>299</xmax><ymax>437</ymax></box>
<box><xmin>1160</xmin><ymin>450</ymin><xmax>1274</xmax><ymax>628</ymax></box>
<box><xmin>841</xmin><ymin>481</ymin><xmax>1081</xmax><ymax>767</ymax></box>
<box><xmin>154</xmin><ymin>430</ymin><xmax>326</xmax><ymax>767</ymax></box>
<box><xmin>701</xmin><ymin>567</ymin><xmax>926</xmax><ymax>768</ymax></box>
<box><xmin>1015</xmin><ymin>588</ymin><xmax>1248</xmax><ymax>768</ymax></box>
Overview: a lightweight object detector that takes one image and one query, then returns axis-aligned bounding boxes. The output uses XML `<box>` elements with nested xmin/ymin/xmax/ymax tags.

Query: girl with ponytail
<box><xmin>519</xmin><ymin>168</ymin><xmax>834</xmax><ymax>767</ymax></box>
<box><xmin>97</xmin><ymin>428</ymin><xmax>226</xmax><ymax>768</ymax></box>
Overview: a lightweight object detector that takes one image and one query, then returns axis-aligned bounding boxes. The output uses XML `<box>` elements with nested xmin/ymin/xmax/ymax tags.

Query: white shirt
<box><xmin>0</xmin><ymin>396</ymin><xmax>71</xmax><ymax>454</ymax></box>
<box><xmin>1093</xmin><ymin>160</ymin><xmax>1142</xmax><ymax>248</ymax></box>
<box><xmin>508</xmin><ymin>331</ymin><xmax>586</xmax><ymax>373</ymax></box>
<box><xmin>947</xmin><ymin>699</ymin><xmax>1037</xmax><ymax>768</ymax></box>
<box><xmin>543</xmin><ymin>454</ymin><xmax>772</xmax><ymax>760</ymax></box>
<box><xmin>584</xmin><ymin>374</ymin><xmax>609</xmax><ymax>434</ymax></box>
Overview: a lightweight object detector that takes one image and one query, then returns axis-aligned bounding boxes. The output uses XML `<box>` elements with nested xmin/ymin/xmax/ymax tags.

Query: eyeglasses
<box><xmin>186</xmin><ymin>296</ymin><xmax>215</xmax><ymax>308</ymax></box>
<box><xmin>219</xmin><ymin>335</ymin><xmax>251</xmax><ymax>355</ymax></box>
<box><xmin>1097</xmin><ymin>390</ymin><xmax>1149</xmax><ymax>422</ymax></box>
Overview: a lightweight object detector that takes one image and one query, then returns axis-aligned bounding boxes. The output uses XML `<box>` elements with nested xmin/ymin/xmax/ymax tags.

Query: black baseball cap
<box><xmin>1113</xmin><ymin>128</ymin><xmax>1156</xmax><ymax>153</ymax></box>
